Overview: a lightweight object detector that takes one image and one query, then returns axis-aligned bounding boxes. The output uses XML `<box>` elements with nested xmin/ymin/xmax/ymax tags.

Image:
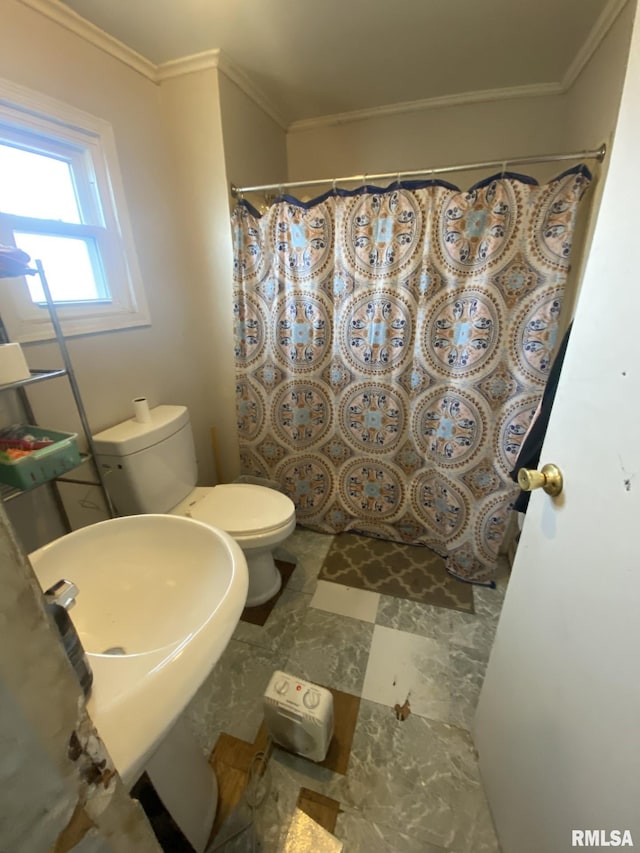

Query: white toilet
<box><xmin>92</xmin><ymin>405</ymin><xmax>295</xmax><ymax>607</ymax></box>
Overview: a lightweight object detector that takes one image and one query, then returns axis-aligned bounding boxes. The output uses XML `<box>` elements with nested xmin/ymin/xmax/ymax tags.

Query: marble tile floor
<box><xmin>184</xmin><ymin>527</ymin><xmax>508</xmax><ymax>852</ymax></box>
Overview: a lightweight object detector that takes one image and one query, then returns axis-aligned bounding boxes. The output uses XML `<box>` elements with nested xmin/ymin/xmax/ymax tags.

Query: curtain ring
<box><xmin>332</xmin><ymin>178</ymin><xmax>337</xmax><ymax>195</ymax></box>
<box><xmin>362</xmin><ymin>173</ymin><xmax>367</xmax><ymax>188</ymax></box>
<box><xmin>396</xmin><ymin>172</ymin><xmax>401</xmax><ymax>189</ymax></box>
<box><xmin>500</xmin><ymin>161</ymin><xmax>507</xmax><ymax>181</ymax></box>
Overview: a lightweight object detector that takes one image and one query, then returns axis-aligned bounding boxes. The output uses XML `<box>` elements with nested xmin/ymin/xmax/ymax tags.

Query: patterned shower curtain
<box><xmin>232</xmin><ymin>167</ymin><xmax>590</xmax><ymax>584</ymax></box>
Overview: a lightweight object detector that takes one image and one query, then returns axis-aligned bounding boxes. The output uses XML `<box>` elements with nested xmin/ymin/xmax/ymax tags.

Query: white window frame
<box><xmin>0</xmin><ymin>78</ymin><xmax>150</xmax><ymax>342</ymax></box>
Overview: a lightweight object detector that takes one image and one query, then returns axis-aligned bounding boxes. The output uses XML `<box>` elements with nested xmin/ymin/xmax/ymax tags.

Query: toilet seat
<box><xmin>188</xmin><ymin>484</ymin><xmax>295</xmax><ymax>537</ymax></box>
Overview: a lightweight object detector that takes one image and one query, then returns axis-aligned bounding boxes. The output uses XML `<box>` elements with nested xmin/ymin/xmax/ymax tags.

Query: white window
<box><xmin>0</xmin><ymin>79</ymin><xmax>149</xmax><ymax>341</ymax></box>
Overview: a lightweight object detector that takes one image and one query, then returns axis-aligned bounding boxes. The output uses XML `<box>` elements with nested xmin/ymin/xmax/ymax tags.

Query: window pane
<box><xmin>14</xmin><ymin>233</ymin><xmax>108</xmax><ymax>303</ymax></box>
<box><xmin>0</xmin><ymin>144</ymin><xmax>81</xmax><ymax>223</ymax></box>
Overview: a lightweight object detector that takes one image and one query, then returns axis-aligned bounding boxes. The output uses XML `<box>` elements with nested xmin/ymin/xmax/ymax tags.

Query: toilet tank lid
<box><xmin>92</xmin><ymin>405</ymin><xmax>189</xmax><ymax>456</ymax></box>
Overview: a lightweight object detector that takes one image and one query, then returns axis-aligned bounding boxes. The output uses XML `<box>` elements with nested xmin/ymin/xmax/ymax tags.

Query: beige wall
<box><xmin>286</xmin><ymin>2</ymin><xmax>634</xmax><ymax>193</ymax></box>
<box><xmin>565</xmin><ymin>0</ymin><xmax>635</xmax><ymax>151</ymax></box>
<box><xmin>287</xmin><ymin>93</ymin><xmax>570</xmax><ymax>188</ymax></box>
<box><xmin>159</xmin><ymin>67</ymin><xmax>241</xmax><ymax>484</ymax></box>
<box><xmin>0</xmin><ymin>1</ymin><xmax>220</xmax><ymax>548</ymax></box>
<box><xmin>218</xmin><ymin>72</ymin><xmax>288</xmax><ymax>195</ymax></box>
<box><xmin>560</xmin><ymin>0</ymin><xmax>635</xmax><ymax>313</ymax></box>
<box><xmin>136</xmin><ymin>67</ymin><xmax>288</xmax><ymax>489</ymax></box>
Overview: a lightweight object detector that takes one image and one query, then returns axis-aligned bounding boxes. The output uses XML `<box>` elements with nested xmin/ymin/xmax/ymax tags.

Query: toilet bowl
<box><xmin>92</xmin><ymin>405</ymin><xmax>296</xmax><ymax>608</ymax></box>
<box><xmin>170</xmin><ymin>485</ymin><xmax>296</xmax><ymax>606</ymax></box>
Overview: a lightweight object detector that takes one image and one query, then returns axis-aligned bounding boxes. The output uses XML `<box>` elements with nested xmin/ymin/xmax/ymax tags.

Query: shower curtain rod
<box><xmin>230</xmin><ymin>143</ymin><xmax>607</xmax><ymax>197</ymax></box>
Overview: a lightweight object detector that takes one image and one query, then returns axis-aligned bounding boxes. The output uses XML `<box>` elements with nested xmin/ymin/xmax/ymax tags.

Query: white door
<box><xmin>474</xmin><ymin>9</ymin><xmax>640</xmax><ymax>853</ymax></box>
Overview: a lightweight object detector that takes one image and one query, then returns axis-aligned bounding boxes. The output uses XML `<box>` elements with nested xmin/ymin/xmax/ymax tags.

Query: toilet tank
<box><xmin>92</xmin><ymin>405</ymin><xmax>198</xmax><ymax>515</ymax></box>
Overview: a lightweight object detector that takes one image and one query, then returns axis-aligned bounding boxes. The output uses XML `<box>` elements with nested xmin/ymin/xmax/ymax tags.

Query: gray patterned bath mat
<box><xmin>318</xmin><ymin>533</ymin><xmax>474</xmax><ymax>614</ymax></box>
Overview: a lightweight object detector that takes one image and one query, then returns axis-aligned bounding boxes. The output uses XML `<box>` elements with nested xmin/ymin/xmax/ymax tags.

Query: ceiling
<box><xmin>56</xmin><ymin>0</ymin><xmax>614</xmax><ymax>126</ymax></box>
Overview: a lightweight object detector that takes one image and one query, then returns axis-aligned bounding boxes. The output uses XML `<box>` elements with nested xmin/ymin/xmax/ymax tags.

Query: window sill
<box><xmin>16</xmin><ymin>314</ymin><xmax>152</xmax><ymax>342</ymax></box>
<box><xmin>0</xmin><ymin>294</ymin><xmax>151</xmax><ymax>342</ymax></box>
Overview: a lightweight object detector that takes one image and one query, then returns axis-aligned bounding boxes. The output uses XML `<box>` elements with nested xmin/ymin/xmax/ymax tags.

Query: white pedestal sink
<box><xmin>29</xmin><ymin>514</ymin><xmax>249</xmax><ymax>851</ymax></box>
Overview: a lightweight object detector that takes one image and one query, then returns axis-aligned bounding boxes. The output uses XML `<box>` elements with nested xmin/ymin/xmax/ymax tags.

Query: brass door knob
<box><xmin>517</xmin><ymin>463</ymin><xmax>563</xmax><ymax>496</ymax></box>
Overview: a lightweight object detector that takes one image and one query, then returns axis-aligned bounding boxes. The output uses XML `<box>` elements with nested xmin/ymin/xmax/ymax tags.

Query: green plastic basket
<box><xmin>0</xmin><ymin>425</ymin><xmax>80</xmax><ymax>491</ymax></box>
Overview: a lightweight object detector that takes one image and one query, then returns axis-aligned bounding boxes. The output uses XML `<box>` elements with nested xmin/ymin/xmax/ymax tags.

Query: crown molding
<box><xmin>154</xmin><ymin>49</ymin><xmax>220</xmax><ymax>81</ymax></box>
<box><xmin>561</xmin><ymin>0</ymin><xmax>630</xmax><ymax>90</ymax></box>
<box><xmin>155</xmin><ymin>48</ymin><xmax>288</xmax><ymax>129</ymax></box>
<box><xmin>18</xmin><ymin>0</ymin><xmax>156</xmax><ymax>80</ymax></box>
<box><xmin>289</xmin><ymin>0</ymin><xmax>629</xmax><ymax>134</ymax></box>
<box><xmin>214</xmin><ymin>53</ymin><xmax>289</xmax><ymax>130</ymax></box>
<box><xmin>288</xmin><ymin>83</ymin><xmax>563</xmax><ymax>133</ymax></box>
<box><xmin>20</xmin><ymin>0</ymin><xmax>289</xmax><ymax>128</ymax></box>
<box><xmin>19</xmin><ymin>0</ymin><xmax>629</xmax><ymax>133</ymax></box>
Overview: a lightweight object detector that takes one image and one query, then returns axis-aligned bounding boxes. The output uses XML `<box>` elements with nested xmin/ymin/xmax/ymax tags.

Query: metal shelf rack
<box><xmin>0</xmin><ymin>259</ymin><xmax>116</xmax><ymax>528</ymax></box>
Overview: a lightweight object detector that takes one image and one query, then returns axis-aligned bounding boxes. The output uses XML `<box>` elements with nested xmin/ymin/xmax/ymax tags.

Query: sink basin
<box><xmin>29</xmin><ymin>514</ymin><xmax>248</xmax><ymax>787</ymax></box>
